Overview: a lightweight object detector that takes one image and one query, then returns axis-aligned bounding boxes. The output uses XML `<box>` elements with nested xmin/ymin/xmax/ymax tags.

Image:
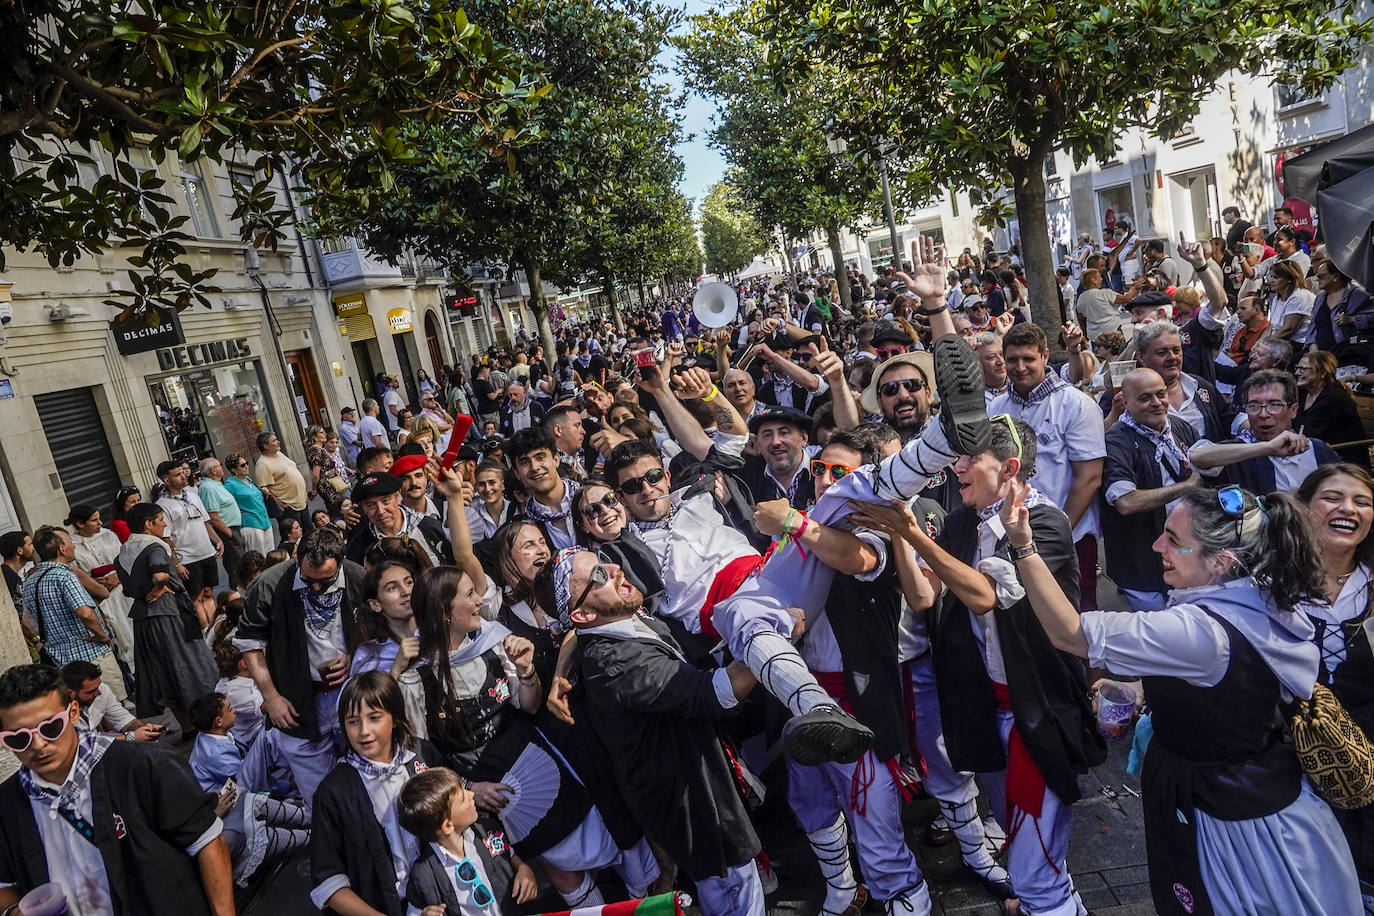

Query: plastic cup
<box><xmin>20</xmin><ymin>883</ymin><xmax>68</xmax><ymax>916</ymax></box>
<box><xmin>1096</xmin><ymin>682</ymin><xmax>1137</xmax><ymax>739</ymax></box>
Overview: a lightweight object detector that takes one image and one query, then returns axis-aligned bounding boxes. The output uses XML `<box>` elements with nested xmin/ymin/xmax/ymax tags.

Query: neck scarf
<box><xmin>20</xmin><ymin>729</ymin><xmax>113</xmax><ymax>812</ymax></box>
<box><xmin>297</xmin><ymin>571</ymin><xmax>345</xmax><ymax>634</ymax></box>
<box><xmin>524</xmin><ymin>477</ymin><xmax>580</xmax><ymax>525</ymax></box>
<box><xmin>978</xmin><ymin>485</ymin><xmax>1050</xmax><ymax>523</ymax></box>
<box><xmin>346</xmin><ymin>745</ymin><xmax>415</xmax><ymax>782</ymax></box>
<box><xmin>1008</xmin><ymin>373</ymin><xmax>1064</xmax><ymax>409</ymax></box>
<box><xmin>1119</xmin><ymin>412</ymin><xmax>1191</xmax><ymax>478</ymax></box>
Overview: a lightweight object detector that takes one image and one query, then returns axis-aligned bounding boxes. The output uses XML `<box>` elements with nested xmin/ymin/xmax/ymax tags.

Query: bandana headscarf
<box><xmin>524</xmin><ymin>477</ymin><xmax>581</xmax><ymax>526</ymax></box>
<box><xmin>550</xmin><ymin>546</ymin><xmax>589</xmax><ymax>631</ymax></box>
<box><xmin>1119</xmin><ymin>412</ymin><xmax>1191</xmax><ymax>478</ymax></box>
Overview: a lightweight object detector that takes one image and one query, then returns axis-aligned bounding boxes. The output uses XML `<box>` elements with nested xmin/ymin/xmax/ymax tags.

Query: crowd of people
<box><xmin>3</xmin><ymin>215</ymin><xmax>1374</xmax><ymax>916</ymax></box>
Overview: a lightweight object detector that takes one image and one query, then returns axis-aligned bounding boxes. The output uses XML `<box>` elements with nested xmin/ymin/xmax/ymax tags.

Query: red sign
<box><xmin>1104</xmin><ymin>208</ymin><xmax>1117</xmax><ymax>230</ymax></box>
<box><xmin>445</xmin><ymin>293</ymin><xmax>479</xmax><ymax>316</ymax></box>
<box><xmin>1275</xmin><ymin>148</ymin><xmax>1308</xmax><ymax>198</ymax></box>
<box><xmin>1280</xmin><ymin>197</ymin><xmax>1315</xmax><ymax>233</ymax></box>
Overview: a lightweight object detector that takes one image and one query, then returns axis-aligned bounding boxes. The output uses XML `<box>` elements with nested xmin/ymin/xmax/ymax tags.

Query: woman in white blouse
<box><xmin>1295</xmin><ymin>463</ymin><xmax>1374</xmax><ymax>906</ymax></box>
<box><xmin>1002</xmin><ymin>479</ymin><xmax>1361</xmax><ymax>916</ymax></box>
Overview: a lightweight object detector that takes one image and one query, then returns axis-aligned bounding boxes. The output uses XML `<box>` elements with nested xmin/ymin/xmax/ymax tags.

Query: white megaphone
<box><xmin>692</xmin><ymin>282</ymin><xmax>738</xmax><ymax>329</ymax></box>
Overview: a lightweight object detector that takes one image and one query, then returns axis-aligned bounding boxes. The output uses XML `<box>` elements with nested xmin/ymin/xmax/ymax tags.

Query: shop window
<box><xmin>149</xmin><ymin>359</ymin><xmax>275</xmax><ymax>462</ymax></box>
<box><xmin>180</xmin><ymin>163</ymin><xmax>222</xmax><ymax>238</ymax></box>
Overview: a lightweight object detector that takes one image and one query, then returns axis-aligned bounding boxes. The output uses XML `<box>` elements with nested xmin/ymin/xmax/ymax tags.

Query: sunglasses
<box><xmin>618</xmin><ymin>466</ymin><xmax>666</xmax><ymax>495</ymax></box>
<box><xmin>794</xmin><ymin>352</ymin><xmax>813</xmax><ymax>363</ymax></box>
<box><xmin>579</xmin><ymin>492</ymin><xmax>621</xmax><ymax>520</ymax></box>
<box><xmin>989</xmin><ymin>413</ymin><xmax>1023</xmax><ymax>461</ymax></box>
<box><xmin>574</xmin><ymin>562</ymin><xmax>611</xmax><ymax>611</ymax></box>
<box><xmin>453</xmin><ymin>858</ymin><xmax>495</xmax><ymax>907</ymax></box>
<box><xmin>875</xmin><ymin>347</ymin><xmax>907</xmax><ymax>360</ymax></box>
<box><xmin>0</xmin><ymin>705</ymin><xmax>73</xmax><ymax>752</ymax></box>
<box><xmin>878</xmin><ymin>378</ymin><xmax>926</xmax><ymax>398</ymax></box>
<box><xmin>810</xmin><ymin>458</ymin><xmax>854</xmax><ymax>480</ymax></box>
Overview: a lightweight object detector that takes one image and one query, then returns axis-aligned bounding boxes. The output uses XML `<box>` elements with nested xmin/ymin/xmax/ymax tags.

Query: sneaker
<box><xmin>883</xmin><ymin>881</ymin><xmax>932</xmax><ymax>916</ymax></box>
<box><xmin>756</xmin><ymin>853</ymin><xmax>780</xmax><ymax>895</ymax></box>
<box><xmin>782</xmin><ymin>705</ymin><xmax>874</xmax><ymax>766</ymax></box>
<box><xmin>932</xmin><ymin>333</ymin><xmax>992</xmax><ymax>456</ymax></box>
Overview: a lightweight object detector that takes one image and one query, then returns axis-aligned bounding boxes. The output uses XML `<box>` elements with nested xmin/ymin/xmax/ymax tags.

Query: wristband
<box><xmin>701</xmin><ymin>386</ymin><xmax>718</xmax><ymax>402</ymax></box>
<box><xmin>918</xmin><ymin>303</ymin><xmax>949</xmax><ymax>316</ymax></box>
<box><xmin>794</xmin><ymin>511</ymin><xmax>810</xmax><ymax>540</ymax></box>
<box><xmin>1010</xmin><ymin>542</ymin><xmax>1039</xmax><ymax>560</ymax></box>
<box><xmin>783</xmin><ymin>507</ymin><xmax>796</xmax><ymax>536</ymax></box>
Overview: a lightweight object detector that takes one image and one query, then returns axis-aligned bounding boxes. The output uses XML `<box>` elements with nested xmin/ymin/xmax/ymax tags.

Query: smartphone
<box><xmin>440</xmin><ymin>414</ymin><xmax>476</xmax><ymax>470</ymax></box>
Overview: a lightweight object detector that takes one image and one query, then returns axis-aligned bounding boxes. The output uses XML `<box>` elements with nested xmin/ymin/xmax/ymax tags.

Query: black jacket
<box><xmin>578</xmin><ymin>616</ymin><xmax>761</xmax><ymax>880</ymax></box>
<box><xmin>311</xmin><ymin>745</ymin><xmax>439</xmax><ymax>916</ymax></box>
<box><xmin>238</xmin><ymin>558</ymin><xmax>367</xmax><ymax>740</ymax></box>
<box><xmin>0</xmin><ymin>742</ymin><xmax>220</xmax><ymax>916</ymax></box>
<box><xmin>1101</xmin><ymin>416</ymin><xmax>1199</xmax><ymax>593</ymax></box>
<box><xmin>499</xmin><ymin>401</ymin><xmax>545</xmax><ymax>438</ymax></box>
<box><xmin>931</xmin><ymin>503</ymin><xmax>1105</xmax><ymax>804</ymax></box>
<box><xmin>345</xmin><ymin>515</ymin><xmax>453</xmax><ymax>568</ymax></box>
<box><xmin>404</xmin><ymin>819</ymin><xmax>517</xmax><ymax>915</ymax></box>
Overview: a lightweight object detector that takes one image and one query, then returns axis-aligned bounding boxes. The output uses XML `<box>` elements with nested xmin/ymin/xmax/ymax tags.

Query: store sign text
<box><xmin>113</xmin><ymin>306</ymin><xmax>185</xmax><ymax>355</ymax></box>
<box><xmin>387</xmin><ymin>308</ymin><xmax>413</xmax><ymax>334</ymax></box>
<box><xmin>156</xmin><ymin>338</ymin><xmax>252</xmax><ymax>370</ymax></box>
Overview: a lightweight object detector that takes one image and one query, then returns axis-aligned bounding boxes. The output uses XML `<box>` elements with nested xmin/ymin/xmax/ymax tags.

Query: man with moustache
<box><xmin>1101</xmin><ymin>368</ymin><xmax>1202</xmax><ymax>612</ymax></box>
<box><xmin>740</xmin><ymin>406</ymin><xmax>819</xmax><ymax>509</ymax></box>
<box><xmin>343</xmin><ymin>470</ymin><xmax>451</xmax><ymax>567</ymax></box>
<box><xmin>392</xmin><ymin>444</ymin><xmax>445</xmax><ymax>524</ymax></box>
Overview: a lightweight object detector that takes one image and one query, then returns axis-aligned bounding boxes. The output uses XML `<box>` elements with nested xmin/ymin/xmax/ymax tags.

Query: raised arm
<box><xmin>999</xmin><ymin>481</ymin><xmax>1087</xmax><ymax>655</ymax></box>
<box><xmin>848</xmin><ymin>499</ymin><xmax>998</xmax><ymax>614</ymax></box>
<box><xmin>813</xmin><ymin>337</ymin><xmax>860</xmax><ymax>431</ymax></box>
<box><xmin>751</xmin><ymin>500</ymin><xmax>879</xmax><ymax>576</ymax></box>
<box><xmin>645</xmin><ymin>362</ymin><xmax>715</xmax><ymax>461</ymax></box>
<box><xmin>1177</xmin><ymin>233</ymin><xmax>1229</xmax><ymax>322</ymax></box>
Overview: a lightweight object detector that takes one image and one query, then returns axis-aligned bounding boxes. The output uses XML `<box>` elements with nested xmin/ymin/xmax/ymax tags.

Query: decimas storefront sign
<box><xmin>113</xmin><ymin>306</ymin><xmax>184</xmax><ymax>355</ymax></box>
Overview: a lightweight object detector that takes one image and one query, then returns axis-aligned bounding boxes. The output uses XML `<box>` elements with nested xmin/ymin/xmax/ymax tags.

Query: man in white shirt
<box><xmin>381</xmin><ymin>375</ymin><xmax>403</xmax><ymax>437</ymax></box>
<box><xmin>989</xmin><ymin>323</ymin><xmax>1105</xmax><ymax>611</ymax></box>
<box><xmin>62</xmin><ymin>660</ymin><xmax>163</xmax><ymax>742</ymax></box>
<box><xmin>359</xmin><ymin>398</ymin><xmax>389</xmax><ymax>449</ymax></box>
<box><xmin>0</xmin><ymin>663</ymin><xmax>233</xmax><ymax>915</ymax></box>
<box><xmin>338</xmin><ymin>406</ymin><xmax>361</xmax><ymax>466</ymax></box>
<box><xmin>156</xmin><ymin>459</ymin><xmax>223</xmax><ymax>602</ymax></box>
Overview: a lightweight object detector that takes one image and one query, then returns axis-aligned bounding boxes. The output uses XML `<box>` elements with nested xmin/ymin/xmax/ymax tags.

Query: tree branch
<box><xmin>224</xmin><ymin>36</ymin><xmax>312</xmax><ymax>95</ymax></box>
<box><xmin>38</xmin><ymin>60</ymin><xmax>173</xmax><ymax>137</ymax></box>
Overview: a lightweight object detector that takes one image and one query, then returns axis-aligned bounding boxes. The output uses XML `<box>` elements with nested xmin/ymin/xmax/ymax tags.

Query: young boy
<box><xmin>188</xmin><ymin>691</ymin><xmax>240</xmax><ymax>792</ymax></box>
<box><xmin>398</xmin><ymin>767</ymin><xmax>538</xmax><ymax>916</ymax></box>
<box><xmin>213</xmin><ymin>641</ymin><xmax>264</xmax><ymax>749</ymax></box>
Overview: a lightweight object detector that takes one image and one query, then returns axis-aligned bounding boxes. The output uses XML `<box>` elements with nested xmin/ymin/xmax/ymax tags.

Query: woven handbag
<box><xmin>1290</xmin><ymin>683</ymin><xmax>1374</xmax><ymax>809</ymax></box>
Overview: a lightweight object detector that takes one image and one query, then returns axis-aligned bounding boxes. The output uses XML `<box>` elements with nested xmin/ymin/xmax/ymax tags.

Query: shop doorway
<box><xmin>1096</xmin><ymin>184</ymin><xmax>1136</xmax><ymax>239</ymax></box>
<box><xmin>352</xmin><ymin>339</ymin><xmax>381</xmax><ymax>403</ymax></box>
<box><xmin>147</xmin><ymin>361</ymin><xmax>276</xmax><ymax>463</ymax></box>
<box><xmin>285</xmin><ymin>349</ymin><xmax>328</xmax><ymax>434</ymax></box>
<box><xmin>35</xmin><ymin>388</ymin><xmax>121</xmax><ymax>507</ymax></box>
<box><xmin>393</xmin><ymin>332</ymin><xmax>417</xmax><ymax>405</ymax></box>
<box><xmin>424</xmin><ymin>311</ymin><xmax>446</xmax><ymax>378</ymax></box>
<box><xmin>1168</xmin><ymin>168</ymin><xmax>1220</xmax><ymax>244</ymax></box>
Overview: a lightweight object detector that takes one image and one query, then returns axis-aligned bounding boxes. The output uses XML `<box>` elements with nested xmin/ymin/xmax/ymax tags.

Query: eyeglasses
<box><xmin>452</xmin><ymin>858</ymin><xmax>495</xmax><ymax>907</ymax></box>
<box><xmin>810</xmin><ymin>458</ymin><xmax>854</xmax><ymax>480</ymax></box>
<box><xmin>299</xmin><ymin>571</ymin><xmax>339</xmax><ymax>591</ymax></box>
<box><xmin>1243</xmin><ymin>400</ymin><xmax>1291</xmax><ymax>415</ymax></box>
<box><xmin>578</xmin><ymin>492</ymin><xmax>621</xmax><ymax>520</ymax></box>
<box><xmin>618</xmin><ymin>466</ymin><xmax>666</xmax><ymax>495</ymax></box>
<box><xmin>1294</xmin><ymin>366</ymin><xmax>1311</xmax><ymax>375</ymax></box>
<box><xmin>0</xmin><ymin>705</ymin><xmax>73</xmax><ymax>752</ymax></box>
<box><xmin>875</xmin><ymin>346</ymin><xmax>907</xmax><ymax>360</ymax></box>
<box><xmin>794</xmin><ymin>352</ymin><xmax>813</xmax><ymax>363</ymax></box>
<box><xmin>878</xmin><ymin>378</ymin><xmax>926</xmax><ymax>398</ymax></box>
<box><xmin>573</xmin><ymin>562</ymin><xmax>610</xmax><ymax>611</ymax></box>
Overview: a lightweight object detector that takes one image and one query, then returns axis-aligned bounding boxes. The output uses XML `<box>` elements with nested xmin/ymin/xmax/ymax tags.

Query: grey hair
<box><xmin>305</xmin><ymin>424</ymin><xmax>324</xmax><ymax>441</ymax></box>
<box><xmin>1252</xmin><ymin>337</ymin><xmax>1291</xmax><ymax>365</ymax></box>
<box><xmin>361</xmin><ymin>397</ymin><xmax>378</xmax><ymax>413</ymax></box>
<box><xmin>972</xmin><ymin>331</ymin><xmax>1001</xmax><ymax>349</ymax></box>
<box><xmin>197</xmin><ymin>457</ymin><xmax>220</xmax><ymax>475</ymax></box>
<box><xmin>1134</xmin><ymin>320</ymin><xmax>1181</xmax><ymax>353</ymax></box>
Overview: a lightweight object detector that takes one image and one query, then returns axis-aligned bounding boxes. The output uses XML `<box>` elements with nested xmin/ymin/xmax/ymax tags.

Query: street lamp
<box><xmin>823</xmin><ymin>124</ymin><xmax>902</xmax><ymax>273</ymax></box>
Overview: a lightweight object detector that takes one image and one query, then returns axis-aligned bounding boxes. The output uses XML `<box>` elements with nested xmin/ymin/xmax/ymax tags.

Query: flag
<box><xmin>539</xmin><ymin>891</ymin><xmax>687</xmax><ymax>916</ymax></box>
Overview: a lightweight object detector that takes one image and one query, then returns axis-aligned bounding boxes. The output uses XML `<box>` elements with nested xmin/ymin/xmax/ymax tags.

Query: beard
<box><xmin>884</xmin><ymin>407</ymin><xmax>928</xmax><ymax>441</ymax></box>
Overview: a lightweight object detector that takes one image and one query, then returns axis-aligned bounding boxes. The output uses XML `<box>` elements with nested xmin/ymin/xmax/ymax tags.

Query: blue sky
<box><xmin>663</xmin><ymin>0</ymin><xmax>726</xmax><ymax>211</ymax></box>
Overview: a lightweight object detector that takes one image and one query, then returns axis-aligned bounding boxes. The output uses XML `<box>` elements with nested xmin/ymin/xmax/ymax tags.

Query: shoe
<box><xmin>924</xmin><ymin>816</ymin><xmax>953</xmax><ymax>846</ymax></box>
<box><xmin>782</xmin><ymin>705</ymin><xmax>874</xmax><ymax>766</ymax></box>
<box><xmin>756</xmin><ymin>852</ymin><xmax>779</xmax><ymax>895</ymax></box>
<box><xmin>883</xmin><ymin>881</ymin><xmax>932</xmax><ymax>916</ymax></box>
<box><xmin>932</xmin><ymin>333</ymin><xmax>992</xmax><ymax>456</ymax></box>
<box><xmin>967</xmin><ymin>863</ymin><xmax>1017</xmax><ymax>902</ymax></box>
<box><xmin>823</xmin><ymin>885</ymin><xmax>869</xmax><ymax>916</ymax></box>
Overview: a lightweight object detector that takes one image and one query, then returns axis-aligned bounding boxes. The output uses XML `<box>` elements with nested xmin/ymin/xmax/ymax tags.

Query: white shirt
<box><xmin>77</xmin><ymin>682</ymin><xmax>136</xmax><ymax>735</ymax></box>
<box><xmin>1170</xmin><ymin>373</ymin><xmax>1208</xmax><ymax>440</ymax></box>
<box><xmin>360</xmin><ymin>414</ymin><xmax>388</xmax><ymax>448</ymax></box>
<box><xmin>157</xmin><ymin>489</ymin><xmax>216</xmax><ymax>563</ymax></box>
<box><xmin>636</xmin><ymin>490</ymin><xmax>758</xmax><ymax>631</ymax></box>
<box><xmin>989</xmin><ymin>378</ymin><xmax>1106</xmax><ymax>541</ymax></box>
<box><xmin>216</xmin><ymin>675</ymin><xmax>264</xmax><ymax>747</ymax></box>
<box><xmin>406</xmin><ymin>838</ymin><xmax>502</xmax><ymax>916</ymax></box>
<box><xmin>1271</xmin><ymin>287</ymin><xmax>1316</xmax><ymax>343</ymax></box>
<box><xmin>311</xmin><ymin>754</ymin><xmax>420</xmax><ymax>909</ymax></box>
<box><xmin>466</xmin><ymin>499</ymin><xmax>511</xmax><ymax>542</ymax></box>
<box><xmin>383</xmin><ymin>389</ymin><xmax>403</xmax><ymax>432</ymax></box>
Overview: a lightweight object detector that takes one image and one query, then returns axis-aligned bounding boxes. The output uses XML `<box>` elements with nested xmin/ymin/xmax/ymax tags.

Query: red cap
<box><xmin>390</xmin><ymin>454</ymin><xmax>428</xmax><ymax>477</ymax></box>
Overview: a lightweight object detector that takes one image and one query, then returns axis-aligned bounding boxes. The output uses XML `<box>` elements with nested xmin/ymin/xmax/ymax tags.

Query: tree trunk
<box><xmin>523</xmin><ymin>259</ymin><xmax>557</xmax><ymax>370</ymax></box>
<box><xmin>826</xmin><ymin>224</ymin><xmax>853</xmax><ymax>313</ymax></box>
<box><xmin>638</xmin><ymin>277</ymin><xmax>647</xmax><ymax>311</ymax></box>
<box><xmin>603</xmin><ymin>271</ymin><xmax>624</xmax><ymax>334</ymax></box>
<box><xmin>1008</xmin><ymin>154</ymin><xmax>1063</xmax><ymax>331</ymax></box>
<box><xmin>781</xmin><ymin>231</ymin><xmax>798</xmax><ymax>291</ymax></box>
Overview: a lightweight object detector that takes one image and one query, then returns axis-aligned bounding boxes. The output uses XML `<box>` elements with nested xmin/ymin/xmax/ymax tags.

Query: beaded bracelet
<box><xmin>1010</xmin><ymin>542</ymin><xmax>1039</xmax><ymax>560</ymax></box>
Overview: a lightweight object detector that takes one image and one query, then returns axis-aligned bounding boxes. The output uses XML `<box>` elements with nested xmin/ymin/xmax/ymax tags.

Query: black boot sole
<box><xmin>783</xmin><ymin>711</ymin><xmax>875</xmax><ymax>766</ymax></box>
<box><xmin>933</xmin><ymin>334</ymin><xmax>993</xmax><ymax>456</ymax></box>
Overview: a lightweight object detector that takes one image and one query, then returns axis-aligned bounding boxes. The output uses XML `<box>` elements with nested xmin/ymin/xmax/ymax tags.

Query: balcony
<box><xmin>319</xmin><ymin>240</ymin><xmax>448</xmax><ymax>288</ymax></box>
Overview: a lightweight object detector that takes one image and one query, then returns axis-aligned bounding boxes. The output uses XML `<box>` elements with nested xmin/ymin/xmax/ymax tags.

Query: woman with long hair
<box><xmin>1006</xmin><ymin>481</ymin><xmax>1360</xmax><ymax>914</ymax></box>
<box><xmin>398</xmin><ymin>565</ymin><xmax>659</xmax><ymax>908</ymax></box>
<box><xmin>1296</xmin><ymin>464</ymin><xmax>1374</xmax><ymax>903</ymax></box>
<box><xmin>352</xmin><ymin>558</ymin><xmax>421</xmax><ymax>681</ymax></box>
<box><xmin>109</xmin><ymin>485</ymin><xmax>141</xmax><ymax>543</ymax></box>
<box><xmin>491</xmin><ymin>521</ymin><xmax>558</xmax><ymax>686</ymax></box>
<box><xmin>66</xmin><ymin>502</ymin><xmax>136</xmax><ymax>669</ymax></box>
<box><xmin>1295</xmin><ymin>350</ymin><xmax>1365</xmax><ymax>466</ymax></box>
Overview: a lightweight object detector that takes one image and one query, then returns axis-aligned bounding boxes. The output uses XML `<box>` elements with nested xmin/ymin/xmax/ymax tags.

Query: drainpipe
<box><xmin>247</xmin><ymin>265</ymin><xmax>301</xmax><ymax>449</ymax></box>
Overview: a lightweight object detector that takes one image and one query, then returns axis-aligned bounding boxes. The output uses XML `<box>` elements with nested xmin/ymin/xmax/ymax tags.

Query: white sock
<box><xmin>808</xmin><ymin>815</ymin><xmax>859</xmax><ymax>915</ymax></box>
<box><xmin>559</xmin><ymin>874</ymin><xmax>605</xmax><ymax>908</ymax></box>
<box><xmin>941</xmin><ymin>799</ymin><xmax>1011</xmax><ymax>889</ymax></box>
<box><xmin>740</xmin><ymin>629</ymin><xmax>832</xmax><ymax>717</ymax></box>
<box><xmin>873</xmin><ymin>420</ymin><xmax>958</xmax><ymax>501</ymax></box>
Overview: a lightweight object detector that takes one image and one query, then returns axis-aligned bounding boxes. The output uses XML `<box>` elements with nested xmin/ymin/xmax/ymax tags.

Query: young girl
<box><xmin>279</xmin><ymin>517</ymin><xmax>304</xmax><ymax>554</ymax></box>
<box><xmin>310</xmin><ymin>670</ymin><xmax>438</xmax><ymax>916</ymax></box>
<box><xmin>353</xmin><ymin>559</ymin><xmax>421</xmax><ymax>681</ymax></box>
<box><xmin>399</xmin><ymin>566</ymin><xmax>658</xmax><ymax>908</ymax></box>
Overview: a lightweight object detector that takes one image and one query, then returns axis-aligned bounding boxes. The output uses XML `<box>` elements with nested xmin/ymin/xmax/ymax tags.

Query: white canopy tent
<box><xmin>735</xmin><ymin>258</ymin><xmax>782</xmax><ymax>281</ymax></box>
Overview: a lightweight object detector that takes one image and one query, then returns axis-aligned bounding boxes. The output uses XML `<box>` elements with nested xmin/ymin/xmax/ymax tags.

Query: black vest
<box><xmin>1140</xmin><ymin>611</ymin><xmax>1303</xmax><ymax>916</ymax></box>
